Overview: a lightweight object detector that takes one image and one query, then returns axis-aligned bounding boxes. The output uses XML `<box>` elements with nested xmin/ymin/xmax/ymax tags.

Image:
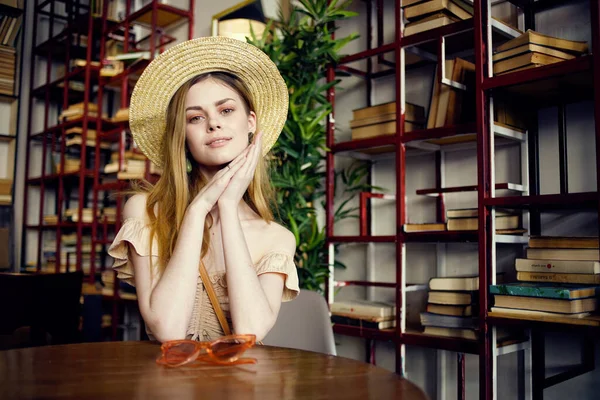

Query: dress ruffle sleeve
<box><xmin>254</xmin><ymin>251</ymin><xmax>300</xmax><ymax>302</ymax></box>
<box><xmin>107</xmin><ymin>217</ymin><xmax>158</xmax><ymax>287</ymax></box>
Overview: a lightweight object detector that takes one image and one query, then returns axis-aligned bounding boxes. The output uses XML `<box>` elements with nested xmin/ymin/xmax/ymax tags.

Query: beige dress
<box><xmin>107</xmin><ymin>217</ymin><xmax>300</xmax><ymax>341</ymax></box>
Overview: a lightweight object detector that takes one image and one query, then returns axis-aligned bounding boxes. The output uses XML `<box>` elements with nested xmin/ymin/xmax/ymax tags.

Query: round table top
<box><xmin>0</xmin><ymin>341</ymin><xmax>428</xmax><ymax>399</ymax></box>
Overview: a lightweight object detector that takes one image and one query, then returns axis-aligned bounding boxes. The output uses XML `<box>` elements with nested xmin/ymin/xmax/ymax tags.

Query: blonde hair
<box><xmin>142</xmin><ymin>72</ymin><xmax>276</xmax><ymax>272</ymax></box>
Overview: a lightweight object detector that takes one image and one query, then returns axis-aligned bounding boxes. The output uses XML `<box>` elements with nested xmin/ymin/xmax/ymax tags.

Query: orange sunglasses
<box><xmin>156</xmin><ymin>334</ymin><xmax>257</xmax><ymax>367</ymax></box>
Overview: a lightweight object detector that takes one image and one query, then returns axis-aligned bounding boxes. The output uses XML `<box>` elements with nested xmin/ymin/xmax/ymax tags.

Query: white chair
<box><xmin>262</xmin><ymin>290</ymin><xmax>337</xmax><ymax>355</ymax></box>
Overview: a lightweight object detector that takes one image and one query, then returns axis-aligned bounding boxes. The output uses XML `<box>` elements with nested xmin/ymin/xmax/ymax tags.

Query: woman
<box><xmin>108</xmin><ymin>37</ymin><xmax>299</xmax><ymax>343</ymax></box>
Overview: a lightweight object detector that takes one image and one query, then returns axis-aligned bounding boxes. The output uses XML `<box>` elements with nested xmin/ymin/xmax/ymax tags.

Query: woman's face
<box><xmin>184</xmin><ymin>77</ymin><xmax>256</xmax><ymax>168</ymax></box>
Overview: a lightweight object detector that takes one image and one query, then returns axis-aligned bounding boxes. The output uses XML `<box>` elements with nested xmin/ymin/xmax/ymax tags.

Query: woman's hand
<box><xmin>217</xmin><ymin>131</ymin><xmax>262</xmax><ymax>210</ymax></box>
<box><xmin>187</xmin><ymin>150</ymin><xmax>249</xmax><ymax>217</ymax></box>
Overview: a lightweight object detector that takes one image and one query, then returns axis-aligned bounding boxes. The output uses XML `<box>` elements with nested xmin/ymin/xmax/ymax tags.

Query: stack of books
<box><xmin>58</xmin><ymin>102</ymin><xmax>100</xmax><ymax>122</ymax></box>
<box><xmin>43</xmin><ymin>214</ymin><xmax>59</xmax><ymax>225</ymax></box>
<box><xmin>104</xmin><ymin>150</ymin><xmax>148</xmax><ymax>179</ymax></box>
<box><xmin>40</xmin><ymin>234</ymin><xmax>102</xmax><ymax>274</ymax></box>
<box><xmin>350</xmin><ymin>101</ymin><xmax>425</xmax><ymax>141</ymax></box>
<box><xmin>100</xmin><ymin>59</ymin><xmax>124</xmax><ymax>77</ymax></box>
<box><xmin>110</xmin><ymin>107</ymin><xmax>129</xmax><ymax>123</ymax></box>
<box><xmin>100</xmin><ymin>207</ymin><xmax>117</xmax><ymax>223</ymax></box>
<box><xmin>0</xmin><ymin>45</ymin><xmax>15</xmax><ymax>95</ymax></box>
<box><xmin>53</xmin><ymin>156</ymin><xmax>81</xmax><ymax>174</ymax></box>
<box><xmin>445</xmin><ymin>208</ymin><xmax>523</xmax><ymax>233</ymax></box>
<box><xmin>402</xmin><ymin>0</ymin><xmax>473</xmax><ymax>37</ymax></box>
<box><xmin>515</xmin><ymin>236</ymin><xmax>600</xmax><ymax>285</ymax></box>
<box><xmin>64</xmin><ymin>208</ymin><xmax>98</xmax><ymax>223</ymax></box>
<box><xmin>0</xmin><ymin>6</ymin><xmax>22</xmax><ymax>48</ymax></box>
<box><xmin>330</xmin><ymin>299</ymin><xmax>396</xmax><ymax>330</ymax></box>
<box><xmin>426</xmin><ymin>57</ymin><xmax>475</xmax><ymax>130</ymax></box>
<box><xmin>421</xmin><ymin>275</ymin><xmax>480</xmax><ymax>339</ymax></box>
<box><xmin>493</xmin><ymin>30</ymin><xmax>588</xmax><ymax>75</ymax></box>
<box><xmin>490</xmin><ymin>282</ymin><xmax>600</xmax><ymax>320</ymax></box>
<box><xmin>64</xmin><ymin>127</ymin><xmax>110</xmax><ymax>149</ymax></box>
<box><xmin>489</xmin><ymin>236</ymin><xmax>600</xmax><ymax>321</ymax></box>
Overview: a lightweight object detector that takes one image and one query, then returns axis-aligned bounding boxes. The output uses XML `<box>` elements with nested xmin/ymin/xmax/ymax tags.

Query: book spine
<box><xmin>331</xmin><ymin>315</ymin><xmax>394</xmax><ymax>329</ymax></box>
<box><xmin>517</xmin><ymin>271</ymin><xmax>600</xmax><ymax>284</ymax></box>
<box><xmin>515</xmin><ymin>258</ymin><xmax>600</xmax><ymax>274</ymax></box>
<box><xmin>330</xmin><ymin>304</ymin><xmax>394</xmax><ymax>318</ymax></box>
<box><xmin>489</xmin><ymin>284</ymin><xmax>572</xmax><ymax>299</ymax></box>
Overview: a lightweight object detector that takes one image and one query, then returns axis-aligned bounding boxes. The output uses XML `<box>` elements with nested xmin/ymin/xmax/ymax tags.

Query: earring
<box><xmin>186</xmin><ymin>158</ymin><xmax>192</xmax><ymax>174</ymax></box>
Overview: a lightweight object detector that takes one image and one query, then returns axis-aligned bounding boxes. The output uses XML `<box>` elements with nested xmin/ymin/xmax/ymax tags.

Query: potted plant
<box><xmin>250</xmin><ymin>0</ymin><xmax>381</xmax><ymax>293</ymax></box>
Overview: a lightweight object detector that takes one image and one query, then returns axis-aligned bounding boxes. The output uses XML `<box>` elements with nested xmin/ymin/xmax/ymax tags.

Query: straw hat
<box><xmin>129</xmin><ymin>36</ymin><xmax>289</xmax><ymax>168</ymax></box>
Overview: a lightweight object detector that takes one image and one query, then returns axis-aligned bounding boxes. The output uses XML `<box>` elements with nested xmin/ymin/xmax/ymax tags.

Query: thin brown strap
<box><xmin>199</xmin><ymin>261</ymin><xmax>232</xmax><ymax>336</ymax></box>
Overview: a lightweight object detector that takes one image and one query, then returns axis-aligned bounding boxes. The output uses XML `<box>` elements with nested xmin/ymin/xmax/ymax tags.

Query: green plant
<box><xmin>250</xmin><ymin>0</ymin><xmax>382</xmax><ymax>293</ymax></box>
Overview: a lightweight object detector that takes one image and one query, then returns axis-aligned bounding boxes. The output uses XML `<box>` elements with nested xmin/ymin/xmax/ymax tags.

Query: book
<box><xmin>427</xmin><ymin>63</ymin><xmax>441</xmax><ymax>129</ymax></box>
<box><xmin>429</xmin><ymin>274</ymin><xmax>504</xmax><ymax>291</ymax></box>
<box><xmin>428</xmin><ymin>291</ymin><xmax>476</xmax><ymax>305</ymax></box>
<box><xmin>401</xmin><ymin>0</ymin><xmax>429</xmax><ymax>7</ymax></box>
<box><xmin>110</xmin><ymin>150</ymin><xmax>148</xmax><ymax>162</ymax></box>
<box><xmin>517</xmin><ymin>271</ymin><xmax>600</xmax><ymax>285</ymax></box>
<box><xmin>65</xmin><ymin>127</ymin><xmax>97</xmax><ymax>138</ymax></box>
<box><xmin>446</xmin><ymin>207</ymin><xmax>514</xmax><ymax>219</ymax></box>
<box><xmin>492</xmin><ymin>294</ymin><xmax>597</xmax><ymax>314</ymax></box>
<box><xmin>444</xmin><ymin>57</ymin><xmax>475</xmax><ymax>126</ymax></box>
<box><xmin>495</xmin><ymin>29</ymin><xmax>588</xmax><ymax>54</ymax></box>
<box><xmin>105</xmin><ymin>51</ymin><xmax>151</xmax><ymax>61</ymax></box>
<box><xmin>419</xmin><ymin>312</ymin><xmax>477</xmax><ymax>329</ymax></box>
<box><xmin>0</xmin><ymin>179</ymin><xmax>12</xmax><ymax>196</ymax></box>
<box><xmin>350</xmin><ymin>112</ymin><xmax>395</xmax><ymax>129</ymax></box>
<box><xmin>117</xmin><ymin>171</ymin><xmax>145</xmax><ymax>180</ymax></box>
<box><xmin>404</xmin><ymin>12</ymin><xmax>460</xmax><ymax>36</ymax></box>
<box><xmin>489</xmin><ymin>282</ymin><xmax>600</xmax><ymax>300</ymax></box>
<box><xmin>403</xmin><ymin>223</ymin><xmax>446</xmax><ymax>232</ymax></box>
<box><xmin>525</xmin><ymin>247</ymin><xmax>599</xmax><ymax>261</ymax></box>
<box><xmin>404</xmin><ymin>0</ymin><xmax>473</xmax><ymax>21</ymax></box>
<box><xmin>423</xmin><ymin>326</ymin><xmax>477</xmax><ymax>340</ymax></box>
<box><xmin>330</xmin><ymin>311</ymin><xmax>395</xmax><ymax>322</ymax></box>
<box><xmin>426</xmin><ymin>303</ymin><xmax>474</xmax><ymax>316</ymax></box>
<box><xmin>489</xmin><ymin>307</ymin><xmax>591</xmax><ymax>319</ymax></box>
<box><xmin>330</xmin><ymin>299</ymin><xmax>396</xmax><ymax>318</ymax></box>
<box><xmin>447</xmin><ymin>215</ymin><xmax>520</xmax><ymax>231</ymax></box>
<box><xmin>494</xmin><ymin>96</ymin><xmax>527</xmax><ymax>130</ymax></box>
<box><xmin>493</xmin><ymin>43</ymin><xmax>576</xmax><ymax>63</ymax></box>
<box><xmin>350</xmin><ymin>120</ymin><xmax>421</xmax><ymax>140</ymax></box>
<box><xmin>515</xmin><ymin>258</ymin><xmax>600</xmax><ymax>274</ymax></box>
<box><xmin>352</xmin><ymin>101</ymin><xmax>426</xmax><ymax>122</ymax></box>
<box><xmin>528</xmin><ymin>236</ymin><xmax>599</xmax><ymax>249</ymax></box>
<box><xmin>435</xmin><ymin>59</ymin><xmax>455</xmax><ymax>127</ymax></box>
<box><xmin>493</xmin><ymin>51</ymin><xmax>566</xmax><ymax>75</ymax></box>
<box><xmin>65</xmin><ymin>136</ymin><xmax>111</xmax><ymax>149</ymax></box>
<box><xmin>331</xmin><ymin>315</ymin><xmax>396</xmax><ymax>330</ymax></box>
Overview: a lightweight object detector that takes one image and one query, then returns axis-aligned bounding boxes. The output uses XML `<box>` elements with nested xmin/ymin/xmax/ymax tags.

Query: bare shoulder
<box><xmin>122</xmin><ymin>193</ymin><xmax>150</xmax><ymax>221</ymax></box>
<box><xmin>261</xmin><ymin>220</ymin><xmax>297</xmax><ymax>255</ymax></box>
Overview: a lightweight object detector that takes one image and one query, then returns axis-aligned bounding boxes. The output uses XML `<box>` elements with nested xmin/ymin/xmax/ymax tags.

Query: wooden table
<box><xmin>0</xmin><ymin>341</ymin><xmax>428</xmax><ymax>399</ymax></box>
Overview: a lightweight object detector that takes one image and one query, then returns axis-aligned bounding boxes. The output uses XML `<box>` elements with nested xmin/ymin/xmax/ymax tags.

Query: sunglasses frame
<box><xmin>156</xmin><ymin>334</ymin><xmax>257</xmax><ymax>367</ymax></box>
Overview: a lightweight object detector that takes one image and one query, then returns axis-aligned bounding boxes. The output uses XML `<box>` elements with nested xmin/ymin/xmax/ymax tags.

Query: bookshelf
<box><xmin>325</xmin><ymin>0</ymin><xmax>599</xmax><ymax>399</ymax></box>
<box><xmin>21</xmin><ymin>0</ymin><xmax>193</xmax><ymax>341</ymax></box>
<box><xmin>0</xmin><ymin>0</ymin><xmax>24</xmax><ymax>271</ymax></box>
<box><xmin>89</xmin><ymin>0</ymin><xmax>194</xmax><ymax>341</ymax></box>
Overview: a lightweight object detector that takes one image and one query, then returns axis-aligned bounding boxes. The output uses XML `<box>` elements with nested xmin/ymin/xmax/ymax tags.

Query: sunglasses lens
<box><xmin>162</xmin><ymin>342</ymin><xmax>199</xmax><ymax>365</ymax></box>
<box><xmin>210</xmin><ymin>337</ymin><xmax>251</xmax><ymax>362</ymax></box>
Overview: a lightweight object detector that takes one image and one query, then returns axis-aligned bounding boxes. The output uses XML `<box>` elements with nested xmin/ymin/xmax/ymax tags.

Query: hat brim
<box><xmin>129</xmin><ymin>36</ymin><xmax>289</xmax><ymax>169</ymax></box>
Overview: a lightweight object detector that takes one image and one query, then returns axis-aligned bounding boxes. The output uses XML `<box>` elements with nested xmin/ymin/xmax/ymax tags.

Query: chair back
<box><xmin>0</xmin><ymin>271</ymin><xmax>83</xmax><ymax>349</ymax></box>
<box><xmin>262</xmin><ymin>290</ymin><xmax>336</xmax><ymax>355</ymax></box>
